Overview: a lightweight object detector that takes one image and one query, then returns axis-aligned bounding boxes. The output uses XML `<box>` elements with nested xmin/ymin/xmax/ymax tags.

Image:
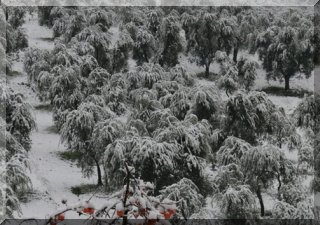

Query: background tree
<box><xmin>188</xmin><ymin>12</ymin><xmax>220</xmax><ymax>77</ymax></box>
<box><xmin>256</xmin><ymin>26</ymin><xmax>313</xmax><ymax>90</ymax></box>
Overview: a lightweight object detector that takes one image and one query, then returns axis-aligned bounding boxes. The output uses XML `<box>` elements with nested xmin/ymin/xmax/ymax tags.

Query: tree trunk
<box><xmin>284</xmin><ymin>76</ymin><xmax>290</xmax><ymax>91</ymax></box>
<box><xmin>205</xmin><ymin>63</ymin><xmax>210</xmax><ymax>78</ymax></box>
<box><xmin>233</xmin><ymin>47</ymin><xmax>239</xmax><ymax>63</ymax></box>
<box><xmin>95</xmin><ymin>159</ymin><xmax>103</xmax><ymax>186</ymax></box>
<box><xmin>277</xmin><ymin>172</ymin><xmax>282</xmax><ymax>198</ymax></box>
<box><xmin>256</xmin><ymin>188</ymin><xmax>265</xmax><ymax>217</ymax></box>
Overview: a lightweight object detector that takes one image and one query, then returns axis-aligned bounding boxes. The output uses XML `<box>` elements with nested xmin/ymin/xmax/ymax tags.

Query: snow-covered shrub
<box><xmin>279</xmin><ymin>182</ymin><xmax>307</xmax><ymax>207</ymax></box>
<box><xmin>272</xmin><ymin>199</ymin><xmax>313</xmax><ymax>219</ymax></box>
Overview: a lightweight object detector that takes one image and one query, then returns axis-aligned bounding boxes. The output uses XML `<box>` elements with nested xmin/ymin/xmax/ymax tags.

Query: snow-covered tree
<box><xmin>188</xmin><ymin>12</ymin><xmax>220</xmax><ymax>77</ymax></box>
<box><xmin>64</xmin><ymin>11</ymin><xmax>87</xmax><ymax>42</ymax></box>
<box><xmin>6</xmin><ymin>8</ymin><xmax>28</xmax><ymax>54</ymax></box>
<box><xmin>181</xmin><ymin>12</ymin><xmax>196</xmax><ymax>52</ymax></box>
<box><xmin>61</xmin><ymin>102</ymin><xmax>113</xmax><ymax>185</ymax></box>
<box><xmin>6</xmin><ymin>95</ymin><xmax>36</xmax><ymax>151</ymax></box>
<box><xmin>110</xmin><ymin>29</ymin><xmax>133</xmax><ymax>73</ymax></box>
<box><xmin>189</xmin><ymin>85</ymin><xmax>222</xmax><ymax>121</ymax></box>
<box><xmin>168</xmin><ymin>65</ymin><xmax>194</xmax><ymax>87</ymax></box>
<box><xmin>224</xmin><ymin>91</ymin><xmax>292</xmax><ymax>144</ymax></box>
<box><xmin>76</xmin><ymin>24</ymin><xmax>111</xmax><ymax>69</ymax></box>
<box><xmin>147</xmin><ymin>9</ymin><xmax>164</xmax><ymax>36</ymax></box>
<box><xmin>102</xmin><ymin>73</ymin><xmax>128</xmax><ymax>115</ymax></box>
<box><xmin>236</xmin><ymin>57</ymin><xmax>257</xmax><ymax>91</ymax></box>
<box><xmin>132</xmin><ymin>27</ymin><xmax>156</xmax><ymax>65</ymax></box>
<box><xmin>24</xmin><ymin>48</ymin><xmax>51</xmax><ymax>83</ymax></box>
<box><xmin>216</xmin><ymin>136</ymin><xmax>252</xmax><ymax>166</ymax></box>
<box><xmin>215</xmin><ymin>185</ymin><xmax>256</xmax><ymax>219</ymax></box>
<box><xmin>158</xmin><ymin>15</ymin><xmax>183</xmax><ymax>67</ymax></box>
<box><xmin>135</xmin><ymin>63</ymin><xmax>165</xmax><ymax>89</ymax></box>
<box><xmin>86</xmin><ymin>67</ymin><xmax>111</xmax><ymax>95</ymax></box>
<box><xmin>216</xmin><ymin>51</ymin><xmax>257</xmax><ymax>95</ymax></box>
<box><xmin>241</xmin><ymin>144</ymin><xmax>293</xmax><ymax>217</ymax></box>
<box><xmin>0</xmin><ymin>83</ymin><xmax>33</xmax><ymax>218</ymax></box>
<box><xmin>256</xmin><ymin>26</ymin><xmax>313</xmax><ymax>90</ymax></box>
<box><xmin>88</xmin><ymin>8</ymin><xmax>112</xmax><ymax>31</ymax></box>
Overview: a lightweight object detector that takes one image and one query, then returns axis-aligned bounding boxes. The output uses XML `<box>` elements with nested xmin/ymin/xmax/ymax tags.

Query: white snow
<box><xmin>22</xmin><ymin>15</ymin><xmax>54</xmax><ymax>51</ymax></box>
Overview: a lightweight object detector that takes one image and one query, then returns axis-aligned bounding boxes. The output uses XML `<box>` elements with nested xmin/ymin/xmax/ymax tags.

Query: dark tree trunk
<box><xmin>233</xmin><ymin>47</ymin><xmax>239</xmax><ymax>63</ymax></box>
<box><xmin>205</xmin><ymin>63</ymin><xmax>210</xmax><ymax>77</ymax></box>
<box><xmin>256</xmin><ymin>188</ymin><xmax>265</xmax><ymax>217</ymax></box>
<box><xmin>285</xmin><ymin>76</ymin><xmax>290</xmax><ymax>91</ymax></box>
<box><xmin>95</xmin><ymin>159</ymin><xmax>103</xmax><ymax>186</ymax></box>
<box><xmin>277</xmin><ymin>172</ymin><xmax>282</xmax><ymax>197</ymax></box>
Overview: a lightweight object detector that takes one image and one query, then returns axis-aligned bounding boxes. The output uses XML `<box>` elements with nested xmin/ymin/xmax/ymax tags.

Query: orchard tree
<box><xmin>241</xmin><ymin>144</ymin><xmax>294</xmax><ymax>217</ymax></box>
<box><xmin>88</xmin><ymin>8</ymin><xmax>112</xmax><ymax>31</ymax></box>
<box><xmin>61</xmin><ymin>102</ymin><xmax>114</xmax><ymax>185</ymax></box>
<box><xmin>216</xmin><ymin>136</ymin><xmax>252</xmax><ymax>166</ymax></box>
<box><xmin>216</xmin><ymin>52</ymin><xmax>257</xmax><ymax>95</ymax></box>
<box><xmin>213</xmin><ymin>163</ymin><xmax>256</xmax><ymax>218</ymax></box>
<box><xmin>189</xmin><ymin>85</ymin><xmax>222</xmax><ymax>121</ymax></box>
<box><xmin>1</xmin><ymin>83</ymin><xmax>33</xmax><ymax>217</ymax></box>
<box><xmin>6</xmin><ymin>7</ymin><xmax>28</xmax><ymax>54</ymax></box>
<box><xmin>217</xmin><ymin>15</ymin><xmax>238</xmax><ymax>57</ymax></box>
<box><xmin>181</xmin><ymin>12</ymin><xmax>196</xmax><ymax>52</ymax></box>
<box><xmin>132</xmin><ymin>27</ymin><xmax>156</xmax><ymax>65</ymax></box>
<box><xmin>110</xmin><ymin>30</ymin><xmax>133</xmax><ymax>73</ymax></box>
<box><xmin>6</xmin><ymin>90</ymin><xmax>36</xmax><ymax>151</ymax></box>
<box><xmin>64</xmin><ymin>11</ymin><xmax>87</xmax><ymax>42</ymax></box>
<box><xmin>256</xmin><ymin>26</ymin><xmax>313</xmax><ymax>90</ymax></box>
<box><xmin>76</xmin><ymin>25</ymin><xmax>111</xmax><ymax>69</ymax></box>
<box><xmin>158</xmin><ymin>15</ymin><xmax>183</xmax><ymax>67</ymax></box>
<box><xmin>147</xmin><ymin>9</ymin><xmax>164</xmax><ymax>36</ymax></box>
<box><xmin>224</xmin><ymin>91</ymin><xmax>292</xmax><ymax>144</ymax></box>
<box><xmin>91</xmin><ymin>118</ymin><xmax>123</xmax><ymax>186</ymax></box>
<box><xmin>189</xmin><ymin>12</ymin><xmax>220</xmax><ymax>77</ymax></box>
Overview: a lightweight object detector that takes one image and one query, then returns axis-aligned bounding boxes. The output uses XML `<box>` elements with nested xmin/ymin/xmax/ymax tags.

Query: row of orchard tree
<box><xmin>5</xmin><ymin>5</ymin><xmax>319</xmax><ymax>219</ymax></box>
<box><xmin>38</xmin><ymin>6</ymin><xmax>316</xmax><ymax>90</ymax></box>
<box><xmin>1</xmin><ymin>6</ymin><xmax>36</xmax><ymax>218</ymax></box>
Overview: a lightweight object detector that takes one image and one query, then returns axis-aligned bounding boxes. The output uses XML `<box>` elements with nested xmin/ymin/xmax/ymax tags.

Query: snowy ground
<box><xmin>9</xmin><ymin>16</ymin><xmax>109</xmax><ymax>219</ymax></box>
